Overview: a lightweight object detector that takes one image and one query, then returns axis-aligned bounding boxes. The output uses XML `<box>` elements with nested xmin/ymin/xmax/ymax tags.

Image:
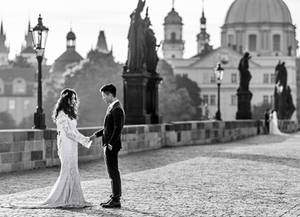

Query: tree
<box><xmin>252</xmin><ymin>102</ymin><xmax>272</xmax><ymax>120</ymax></box>
<box><xmin>18</xmin><ymin>114</ymin><xmax>34</xmax><ymax>129</ymax></box>
<box><xmin>64</xmin><ymin>50</ymin><xmax>123</xmax><ymax>127</ymax></box>
<box><xmin>175</xmin><ymin>74</ymin><xmax>202</xmax><ymax>119</ymax></box>
<box><xmin>0</xmin><ymin>112</ymin><xmax>16</xmax><ymax>129</ymax></box>
<box><xmin>157</xmin><ymin>60</ymin><xmax>197</xmax><ymax>122</ymax></box>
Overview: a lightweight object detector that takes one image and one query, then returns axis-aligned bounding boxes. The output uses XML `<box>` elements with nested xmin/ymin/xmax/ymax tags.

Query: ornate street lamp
<box><xmin>214</xmin><ymin>63</ymin><xmax>224</xmax><ymax>121</ymax></box>
<box><xmin>30</xmin><ymin>14</ymin><xmax>49</xmax><ymax>129</ymax></box>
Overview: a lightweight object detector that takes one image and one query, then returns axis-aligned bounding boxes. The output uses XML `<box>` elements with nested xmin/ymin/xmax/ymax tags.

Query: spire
<box><xmin>0</xmin><ymin>20</ymin><xmax>9</xmax><ymax>56</ymax></box>
<box><xmin>172</xmin><ymin>0</ymin><xmax>175</xmax><ymax>9</ymax></box>
<box><xmin>200</xmin><ymin>0</ymin><xmax>206</xmax><ymax>29</ymax></box>
<box><xmin>0</xmin><ymin>21</ymin><xmax>3</xmax><ymax>35</ymax></box>
<box><xmin>66</xmin><ymin>28</ymin><xmax>76</xmax><ymax>50</ymax></box>
<box><xmin>27</xmin><ymin>21</ymin><xmax>31</xmax><ymax>33</ymax></box>
<box><xmin>96</xmin><ymin>30</ymin><xmax>109</xmax><ymax>53</ymax></box>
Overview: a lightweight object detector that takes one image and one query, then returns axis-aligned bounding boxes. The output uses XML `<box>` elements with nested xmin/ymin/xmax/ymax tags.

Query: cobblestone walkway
<box><xmin>0</xmin><ymin>133</ymin><xmax>300</xmax><ymax>216</ymax></box>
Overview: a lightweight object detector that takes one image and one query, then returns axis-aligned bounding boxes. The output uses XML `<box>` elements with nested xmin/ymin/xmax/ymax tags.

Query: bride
<box><xmin>269</xmin><ymin>110</ymin><xmax>285</xmax><ymax>135</ymax></box>
<box><xmin>12</xmin><ymin>88</ymin><xmax>92</xmax><ymax>208</ymax></box>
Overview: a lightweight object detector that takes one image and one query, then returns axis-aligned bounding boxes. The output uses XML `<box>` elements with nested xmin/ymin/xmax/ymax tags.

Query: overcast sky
<box><xmin>0</xmin><ymin>0</ymin><xmax>299</xmax><ymax>64</ymax></box>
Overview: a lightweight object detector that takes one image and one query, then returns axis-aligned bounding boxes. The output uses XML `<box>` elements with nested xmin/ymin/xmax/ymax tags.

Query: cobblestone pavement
<box><xmin>0</xmin><ymin>133</ymin><xmax>300</xmax><ymax>216</ymax></box>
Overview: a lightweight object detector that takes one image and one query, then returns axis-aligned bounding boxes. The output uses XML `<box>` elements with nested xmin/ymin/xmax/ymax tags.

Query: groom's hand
<box><xmin>89</xmin><ymin>134</ymin><xmax>96</xmax><ymax>141</ymax></box>
<box><xmin>107</xmin><ymin>144</ymin><xmax>112</xmax><ymax>151</ymax></box>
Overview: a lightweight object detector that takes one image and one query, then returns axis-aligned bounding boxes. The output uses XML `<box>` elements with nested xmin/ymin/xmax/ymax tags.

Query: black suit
<box><xmin>95</xmin><ymin>101</ymin><xmax>125</xmax><ymax>200</ymax></box>
<box><xmin>264</xmin><ymin>112</ymin><xmax>270</xmax><ymax>134</ymax></box>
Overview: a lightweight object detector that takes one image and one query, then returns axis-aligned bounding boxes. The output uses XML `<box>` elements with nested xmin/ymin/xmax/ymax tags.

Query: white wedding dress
<box><xmin>269</xmin><ymin>111</ymin><xmax>284</xmax><ymax>135</ymax></box>
<box><xmin>11</xmin><ymin>111</ymin><xmax>92</xmax><ymax>208</ymax></box>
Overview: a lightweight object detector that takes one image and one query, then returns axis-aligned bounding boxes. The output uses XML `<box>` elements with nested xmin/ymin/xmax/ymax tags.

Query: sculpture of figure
<box><xmin>126</xmin><ymin>0</ymin><xmax>146</xmax><ymax>73</ymax></box>
<box><xmin>274</xmin><ymin>61</ymin><xmax>295</xmax><ymax>119</ymax></box>
<box><xmin>275</xmin><ymin>61</ymin><xmax>287</xmax><ymax>89</ymax></box>
<box><xmin>144</xmin><ymin>8</ymin><xmax>159</xmax><ymax>73</ymax></box>
<box><xmin>238</xmin><ymin>52</ymin><xmax>252</xmax><ymax>91</ymax></box>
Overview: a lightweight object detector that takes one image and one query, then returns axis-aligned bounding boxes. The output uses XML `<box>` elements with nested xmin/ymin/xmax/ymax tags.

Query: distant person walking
<box><xmin>264</xmin><ymin>109</ymin><xmax>270</xmax><ymax>134</ymax></box>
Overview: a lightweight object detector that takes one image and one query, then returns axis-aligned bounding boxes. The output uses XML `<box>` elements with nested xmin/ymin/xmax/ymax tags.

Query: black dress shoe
<box><xmin>101</xmin><ymin>200</ymin><xmax>121</xmax><ymax>209</ymax></box>
<box><xmin>100</xmin><ymin>198</ymin><xmax>112</xmax><ymax>206</ymax></box>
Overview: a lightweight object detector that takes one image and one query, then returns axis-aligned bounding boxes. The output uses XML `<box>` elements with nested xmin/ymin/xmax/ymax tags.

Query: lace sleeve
<box><xmin>57</xmin><ymin>113</ymin><xmax>90</xmax><ymax>146</ymax></box>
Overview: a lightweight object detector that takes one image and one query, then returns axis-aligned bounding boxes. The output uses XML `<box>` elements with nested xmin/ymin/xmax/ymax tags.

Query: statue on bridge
<box><xmin>123</xmin><ymin>0</ymin><xmax>162</xmax><ymax>125</ymax></box>
<box><xmin>236</xmin><ymin>52</ymin><xmax>252</xmax><ymax>119</ymax></box>
<box><xmin>144</xmin><ymin>8</ymin><xmax>159</xmax><ymax>74</ymax></box>
<box><xmin>274</xmin><ymin>61</ymin><xmax>295</xmax><ymax>120</ymax></box>
<box><xmin>126</xmin><ymin>0</ymin><xmax>146</xmax><ymax>73</ymax></box>
<box><xmin>238</xmin><ymin>52</ymin><xmax>252</xmax><ymax>91</ymax></box>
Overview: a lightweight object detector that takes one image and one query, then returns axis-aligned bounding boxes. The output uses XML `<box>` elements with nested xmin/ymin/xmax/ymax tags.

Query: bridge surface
<box><xmin>0</xmin><ymin>133</ymin><xmax>300</xmax><ymax>216</ymax></box>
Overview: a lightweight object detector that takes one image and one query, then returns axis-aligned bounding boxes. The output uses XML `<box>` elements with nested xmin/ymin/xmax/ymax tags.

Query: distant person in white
<box><xmin>269</xmin><ymin>110</ymin><xmax>284</xmax><ymax>135</ymax></box>
<box><xmin>11</xmin><ymin>88</ymin><xmax>92</xmax><ymax>208</ymax></box>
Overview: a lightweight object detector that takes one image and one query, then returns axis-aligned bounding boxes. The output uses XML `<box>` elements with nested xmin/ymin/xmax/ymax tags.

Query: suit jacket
<box><xmin>95</xmin><ymin>101</ymin><xmax>125</xmax><ymax>151</ymax></box>
<box><xmin>264</xmin><ymin>112</ymin><xmax>270</xmax><ymax>125</ymax></box>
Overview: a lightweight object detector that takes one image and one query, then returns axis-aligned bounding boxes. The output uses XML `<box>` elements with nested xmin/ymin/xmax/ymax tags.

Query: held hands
<box><xmin>107</xmin><ymin>144</ymin><xmax>113</xmax><ymax>151</ymax></box>
<box><xmin>89</xmin><ymin>134</ymin><xmax>97</xmax><ymax>141</ymax></box>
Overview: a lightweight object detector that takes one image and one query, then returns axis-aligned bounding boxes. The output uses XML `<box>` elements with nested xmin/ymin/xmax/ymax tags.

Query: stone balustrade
<box><xmin>0</xmin><ymin>120</ymin><xmax>297</xmax><ymax>173</ymax></box>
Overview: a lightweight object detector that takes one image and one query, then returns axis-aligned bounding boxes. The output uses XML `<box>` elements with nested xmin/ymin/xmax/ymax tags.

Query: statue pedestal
<box><xmin>236</xmin><ymin>89</ymin><xmax>252</xmax><ymax>119</ymax></box>
<box><xmin>123</xmin><ymin>69</ymin><xmax>162</xmax><ymax>125</ymax></box>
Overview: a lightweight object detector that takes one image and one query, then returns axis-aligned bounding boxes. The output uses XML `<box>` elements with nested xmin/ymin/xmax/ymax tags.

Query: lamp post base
<box><xmin>215</xmin><ymin>110</ymin><xmax>221</xmax><ymax>121</ymax></box>
<box><xmin>33</xmin><ymin>111</ymin><xmax>46</xmax><ymax>129</ymax></box>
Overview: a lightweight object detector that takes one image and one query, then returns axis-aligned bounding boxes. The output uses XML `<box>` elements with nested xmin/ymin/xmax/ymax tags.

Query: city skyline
<box><xmin>0</xmin><ymin>0</ymin><xmax>299</xmax><ymax>64</ymax></box>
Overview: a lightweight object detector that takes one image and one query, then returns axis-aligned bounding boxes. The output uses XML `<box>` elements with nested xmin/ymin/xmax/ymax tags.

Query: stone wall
<box><xmin>0</xmin><ymin>120</ymin><xmax>297</xmax><ymax>173</ymax></box>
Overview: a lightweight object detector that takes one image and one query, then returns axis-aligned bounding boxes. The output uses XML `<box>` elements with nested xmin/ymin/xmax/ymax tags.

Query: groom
<box><xmin>90</xmin><ymin>84</ymin><xmax>125</xmax><ymax>208</ymax></box>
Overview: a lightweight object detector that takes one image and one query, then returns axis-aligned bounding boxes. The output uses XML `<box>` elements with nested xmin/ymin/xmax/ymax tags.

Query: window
<box><xmin>203</xmin><ymin>95</ymin><xmax>209</xmax><ymax>105</ymax></box>
<box><xmin>0</xmin><ymin>79</ymin><xmax>4</xmax><ymax>94</ymax></box>
<box><xmin>171</xmin><ymin>32</ymin><xmax>176</xmax><ymax>41</ymax></box>
<box><xmin>228</xmin><ymin>34</ymin><xmax>234</xmax><ymax>47</ymax></box>
<box><xmin>231</xmin><ymin>95</ymin><xmax>237</xmax><ymax>106</ymax></box>
<box><xmin>273</xmin><ymin>34</ymin><xmax>281</xmax><ymax>52</ymax></box>
<box><xmin>263</xmin><ymin>95</ymin><xmax>269</xmax><ymax>105</ymax></box>
<box><xmin>210</xmin><ymin>95</ymin><xmax>216</xmax><ymax>105</ymax></box>
<box><xmin>210</xmin><ymin>74</ymin><xmax>216</xmax><ymax>84</ymax></box>
<box><xmin>24</xmin><ymin>100</ymin><xmax>30</xmax><ymax>110</ymax></box>
<box><xmin>9</xmin><ymin>100</ymin><xmax>15</xmax><ymax>110</ymax></box>
<box><xmin>263</xmin><ymin>74</ymin><xmax>269</xmax><ymax>84</ymax></box>
<box><xmin>13</xmin><ymin>78</ymin><xmax>26</xmax><ymax>94</ymax></box>
<box><xmin>231</xmin><ymin>73</ymin><xmax>237</xmax><ymax>83</ymax></box>
<box><xmin>203</xmin><ymin>73</ymin><xmax>209</xmax><ymax>84</ymax></box>
<box><xmin>261</xmin><ymin>31</ymin><xmax>269</xmax><ymax>50</ymax></box>
<box><xmin>271</xmin><ymin>74</ymin><xmax>276</xmax><ymax>83</ymax></box>
<box><xmin>249</xmin><ymin>34</ymin><xmax>257</xmax><ymax>51</ymax></box>
<box><xmin>270</xmin><ymin>95</ymin><xmax>274</xmax><ymax>105</ymax></box>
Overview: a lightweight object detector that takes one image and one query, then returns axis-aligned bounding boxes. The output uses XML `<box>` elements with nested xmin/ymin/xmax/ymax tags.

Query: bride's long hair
<box><xmin>52</xmin><ymin>88</ymin><xmax>79</xmax><ymax>122</ymax></box>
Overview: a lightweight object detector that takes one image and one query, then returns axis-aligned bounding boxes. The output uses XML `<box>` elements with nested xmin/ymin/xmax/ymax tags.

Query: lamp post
<box><xmin>30</xmin><ymin>14</ymin><xmax>49</xmax><ymax>129</ymax></box>
<box><xmin>214</xmin><ymin>63</ymin><xmax>224</xmax><ymax>121</ymax></box>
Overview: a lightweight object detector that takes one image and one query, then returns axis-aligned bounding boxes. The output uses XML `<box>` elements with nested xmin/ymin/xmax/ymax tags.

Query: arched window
<box><xmin>13</xmin><ymin>78</ymin><xmax>26</xmax><ymax>94</ymax></box>
<box><xmin>273</xmin><ymin>34</ymin><xmax>281</xmax><ymax>52</ymax></box>
<box><xmin>0</xmin><ymin>79</ymin><xmax>4</xmax><ymax>94</ymax></box>
<box><xmin>170</xmin><ymin>32</ymin><xmax>176</xmax><ymax>41</ymax></box>
<box><xmin>248</xmin><ymin>34</ymin><xmax>257</xmax><ymax>51</ymax></box>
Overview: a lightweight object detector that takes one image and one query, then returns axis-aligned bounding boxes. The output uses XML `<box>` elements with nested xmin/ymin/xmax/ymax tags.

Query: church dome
<box><xmin>164</xmin><ymin>8</ymin><xmax>183</xmax><ymax>25</ymax></box>
<box><xmin>224</xmin><ymin>0</ymin><xmax>293</xmax><ymax>25</ymax></box>
<box><xmin>66</xmin><ymin>30</ymin><xmax>76</xmax><ymax>40</ymax></box>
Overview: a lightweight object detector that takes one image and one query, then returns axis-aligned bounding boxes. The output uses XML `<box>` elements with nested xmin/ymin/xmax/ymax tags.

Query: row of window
<box><xmin>203</xmin><ymin>95</ymin><xmax>274</xmax><ymax>106</ymax></box>
<box><xmin>228</xmin><ymin>34</ymin><xmax>283</xmax><ymax>52</ymax></box>
<box><xmin>209</xmin><ymin>73</ymin><xmax>276</xmax><ymax>84</ymax></box>
<box><xmin>0</xmin><ymin>78</ymin><xmax>27</xmax><ymax>94</ymax></box>
<box><xmin>8</xmin><ymin>99</ymin><xmax>30</xmax><ymax>110</ymax></box>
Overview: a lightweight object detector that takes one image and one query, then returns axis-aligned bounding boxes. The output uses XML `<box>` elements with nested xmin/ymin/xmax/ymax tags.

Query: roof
<box><xmin>96</xmin><ymin>30</ymin><xmax>108</xmax><ymax>53</ymax></box>
<box><xmin>224</xmin><ymin>0</ymin><xmax>293</xmax><ymax>25</ymax></box>
<box><xmin>164</xmin><ymin>8</ymin><xmax>183</xmax><ymax>25</ymax></box>
<box><xmin>0</xmin><ymin>65</ymin><xmax>50</xmax><ymax>82</ymax></box>
<box><xmin>66</xmin><ymin>30</ymin><xmax>76</xmax><ymax>40</ymax></box>
<box><xmin>52</xmin><ymin>49</ymin><xmax>83</xmax><ymax>72</ymax></box>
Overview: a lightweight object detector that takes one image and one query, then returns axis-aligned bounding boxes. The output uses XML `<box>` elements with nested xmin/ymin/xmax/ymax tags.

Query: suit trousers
<box><xmin>104</xmin><ymin>146</ymin><xmax>121</xmax><ymax>200</ymax></box>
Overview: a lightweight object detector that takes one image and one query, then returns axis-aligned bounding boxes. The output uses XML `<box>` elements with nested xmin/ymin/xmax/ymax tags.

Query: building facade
<box><xmin>163</xmin><ymin>0</ymin><xmax>298</xmax><ymax>121</ymax></box>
